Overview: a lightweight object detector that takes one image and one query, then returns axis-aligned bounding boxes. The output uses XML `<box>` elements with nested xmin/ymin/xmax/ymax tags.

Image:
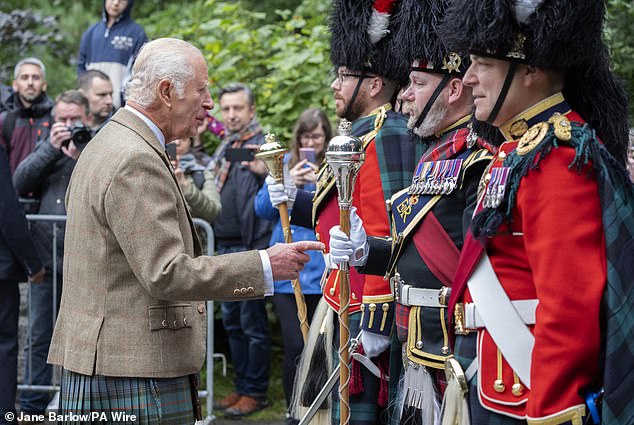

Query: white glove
<box><xmin>266</xmin><ymin>170</ymin><xmax>297</xmax><ymax>209</ymax></box>
<box><xmin>328</xmin><ymin>207</ymin><xmax>369</xmax><ymax>267</ymax></box>
<box><xmin>361</xmin><ymin>332</ymin><xmax>391</xmax><ymax>358</ymax></box>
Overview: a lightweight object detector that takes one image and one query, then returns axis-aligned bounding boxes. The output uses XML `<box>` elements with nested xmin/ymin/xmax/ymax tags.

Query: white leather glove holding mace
<box><xmin>326</xmin><ymin>120</ymin><xmax>364</xmax><ymax>425</ymax></box>
<box><xmin>256</xmin><ymin>134</ymin><xmax>309</xmax><ymax>342</ymax></box>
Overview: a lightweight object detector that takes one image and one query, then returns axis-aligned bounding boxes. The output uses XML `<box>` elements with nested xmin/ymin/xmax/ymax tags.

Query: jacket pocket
<box><xmin>149</xmin><ymin>303</ymin><xmax>193</xmax><ymax>331</ymax></box>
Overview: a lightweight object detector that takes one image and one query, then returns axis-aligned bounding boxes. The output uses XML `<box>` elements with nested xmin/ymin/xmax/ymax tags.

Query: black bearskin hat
<box><xmin>439</xmin><ymin>0</ymin><xmax>629</xmax><ymax>161</ymax></box>
<box><xmin>391</xmin><ymin>0</ymin><xmax>469</xmax><ymax>75</ymax></box>
<box><xmin>330</xmin><ymin>0</ymin><xmax>410</xmax><ymax>84</ymax></box>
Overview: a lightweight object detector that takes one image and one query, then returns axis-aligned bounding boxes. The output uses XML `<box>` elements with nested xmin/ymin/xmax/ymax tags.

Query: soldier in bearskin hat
<box><xmin>327</xmin><ymin>0</ymin><xmax>495</xmax><ymax>423</ymax></box>
<box><xmin>267</xmin><ymin>1</ymin><xmax>421</xmax><ymax>424</ymax></box>
<box><xmin>436</xmin><ymin>0</ymin><xmax>634</xmax><ymax>424</ymax></box>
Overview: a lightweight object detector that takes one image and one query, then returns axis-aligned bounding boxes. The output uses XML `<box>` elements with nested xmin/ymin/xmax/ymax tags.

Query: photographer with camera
<box><xmin>12</xmin><ymin>90</ymin><xmax>91</xmax><ymax>418</ymax></box>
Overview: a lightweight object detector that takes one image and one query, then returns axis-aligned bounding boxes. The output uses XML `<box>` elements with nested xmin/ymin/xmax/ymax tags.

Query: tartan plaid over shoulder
<box><xmin>351</xmin><ymin>109</ymin><xmax>422</xmax><ymax>200</ymax></box>
<box><xmin>597</xmin><ymin>143</ymin><xmax>634</xmax><ymax>424</ymax></box>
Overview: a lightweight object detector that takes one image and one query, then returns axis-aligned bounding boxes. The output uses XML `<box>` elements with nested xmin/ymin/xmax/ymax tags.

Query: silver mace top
<box><xmin>326</xmin><ymin>120</ymin><xmax>364</xmax><ymax>209</ymax></box>
<box><xmin>255</xmin><ymin>133</ymin><xmax>288</xmax><ymax>183</ymax></box>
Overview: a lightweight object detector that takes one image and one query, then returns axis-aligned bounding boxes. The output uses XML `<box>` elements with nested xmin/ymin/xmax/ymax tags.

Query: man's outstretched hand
<box><xmin>267</xmin><ymin>241</ymin><xmax>324</xmax><ymax>281</ymax></box>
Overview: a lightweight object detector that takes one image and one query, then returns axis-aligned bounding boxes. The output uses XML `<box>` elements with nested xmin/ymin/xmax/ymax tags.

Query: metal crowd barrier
<box><xmin>18</xmin><ymin>214</ymin><xmax>221</xmax><ymax>424</ymax></box>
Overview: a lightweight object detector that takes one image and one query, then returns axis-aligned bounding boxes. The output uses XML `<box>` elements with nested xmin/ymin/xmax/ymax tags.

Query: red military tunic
<box><xmin>451</xmin><ymin>93</ymin><xmax>606</xmax><ymax>423</ymax></box>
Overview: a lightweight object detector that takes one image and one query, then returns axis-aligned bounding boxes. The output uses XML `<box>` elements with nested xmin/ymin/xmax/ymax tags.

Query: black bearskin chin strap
<box><xmin>343</xmin><ymin>76</ymin><xmax>368</xmax><ymax>120</ymax></box>
<box><xmin>486</xmin><ymin>61</ymin><xmax>518</xmax><ymax>124</ymax></box>
<box><xmin>413</xmin><ymin>74</ymin><xmax>452</xmax><ymax>130</ymax></box>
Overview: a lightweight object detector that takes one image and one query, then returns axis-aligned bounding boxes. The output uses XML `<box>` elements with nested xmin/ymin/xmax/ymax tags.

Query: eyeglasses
<box><xmin>300</xmin><ymin>132</ymin><xmax>325</xmax><ymax>142</ymax></box>
<box><xmin>333</xmin><ymin>71</ymin><xmax>371</xmax><ymax>86</ymax></box>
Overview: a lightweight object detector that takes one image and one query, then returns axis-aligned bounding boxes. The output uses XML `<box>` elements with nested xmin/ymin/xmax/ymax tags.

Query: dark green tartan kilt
<box><xmin>331</xmin><ymin>312</ymin><xmax>388</xmax><ymax>425</ymax></box>
<box><xmin>58</xmin><ymin>369</ymin><xmax>195</xmax><ymax>425</ymax></box>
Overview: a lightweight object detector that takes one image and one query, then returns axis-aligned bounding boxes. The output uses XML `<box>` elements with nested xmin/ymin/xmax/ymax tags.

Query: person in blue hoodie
<box><xmin>77</xmin><ymin>0</ymin><xmax>148</xmax><ymax>109</ymax></box>
<box><xmin>254</xmin><ymin>108</ymin><xmax>331</xmax><ymax>425</ymax></box>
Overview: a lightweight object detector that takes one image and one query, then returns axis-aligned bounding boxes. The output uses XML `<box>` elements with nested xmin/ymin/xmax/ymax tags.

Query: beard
<box><xmin>407</xmin><ymin>95</ymin><xmax>449</xmax><ymax>138</ymax></box>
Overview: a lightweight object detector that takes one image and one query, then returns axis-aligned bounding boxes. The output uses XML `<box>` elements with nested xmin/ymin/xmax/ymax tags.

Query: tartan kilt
<box><xmin>331</xmin><ymin>312</ymin><xmax>388</xmax><ymax>425</ymax></box>
<box><xmin>58</xmin><ymin>369</ymin><xmax>195</xmax><ymax>425</ymax></box>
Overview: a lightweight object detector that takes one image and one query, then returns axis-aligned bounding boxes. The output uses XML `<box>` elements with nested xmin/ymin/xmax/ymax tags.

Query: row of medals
<box><xmin>408</xmin><ymin>158</ymin><xmax>464</xmax><ymax>196</ymax></box>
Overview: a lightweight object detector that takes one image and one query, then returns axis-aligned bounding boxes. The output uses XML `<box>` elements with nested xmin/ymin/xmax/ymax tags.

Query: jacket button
<box><xmin>351</xmin><ymin>292</ymin><xmax>357</xmax><ymax>300</ymax></box>
<box><xmin>162</xmin><ymin>319</ymin><xmax>169</xmax><ymax>328</ymax></box>
<box><xmin>247</xmin><ymin>286</ymin><xmax>254</xmax><ymax>293</ymax></box>
<box><xmin>197</xmin><ymin>303</ymin><xmax>205</xmax><ymax>314</ymax></box>
<box><xmin>240</xmin><ymin>288</ymin><xmax>247</xmax><ymax>294</ymax></box>
<box><xmin>233</xmin><ymin>289</ymin><xmax>240</xmax><ymax>295</ymax></box>
<box><xmin>329</xmin><ymin>288</ymin><xmax>335</xmax><ymax>296</ymax></box>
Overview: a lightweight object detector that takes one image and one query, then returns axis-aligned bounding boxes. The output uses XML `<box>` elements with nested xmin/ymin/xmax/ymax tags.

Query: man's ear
<box><xmin>446</xmin><ymin>77</ymin><xmax>464</xmax><ymax>105</ymax></box>
<box><xmin>369</xmin><ymin>76</ymin><xmax>384</xmax><ymax>97</ymax></box>
<box><xmin>520</xmin><ymin>65</ymin><xmax>540</xmax><ymax>88</ymax></box>
<box><xmin>157</xmin><ymin>79</ymin><xmax>173</xmax><ymax>108</ymax></box>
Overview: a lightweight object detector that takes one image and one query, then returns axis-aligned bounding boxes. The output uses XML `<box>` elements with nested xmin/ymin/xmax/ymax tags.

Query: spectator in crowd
<box><xmin>47</xmin><ymin>38</ymin><xmax>319</xmax><ymax>423</ymax></box>
<box><xmin>77</xmin><ymin>0</ymin><xmax>148</xmax><ymax>109</ymax></box>
<box><xmin>211</xmin><ymin>83</ymin><xmax>273</xmax><ymax>418</ymax></box>
<box><xmin>0</xmin><ymin>144</ymin><xmax>45</xmax><ymax>425</ymax></box>
<box><xmin>78</xmin><ymin>69</ymin><xmax>114</xmax><ymax>133</ymax></box>
<box><xmin>12</xmin><ymin>90</ymin><xmax>91</xmax><ymax>418</ymax></box>
<box><xmin>0</xmin><ymin>57</ymin><xmax>53</xmax><ymax>174</ymax></box>
<box><xmin>254</xmin><ymin>108</ymin><xmax>331</xmax><ymax>425</ymax></box>
<box><xmin>170</xmin><ymin>136</ymin><xmax>221</xmax><ymax>224</ymax></box>
<box><xmin>189</xmin><ymin>112</ymin><xmax>217</xmax><ymax>169</ymax></box>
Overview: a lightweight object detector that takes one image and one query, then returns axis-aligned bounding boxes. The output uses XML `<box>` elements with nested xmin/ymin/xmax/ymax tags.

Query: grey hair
<box><xmin>125</xmin><ymin>38</ymin><xmax>198</xmax><ymax>107</ymax></box>
<box><xmin>14</xmin><ymin>57</ymin><xmax>46</xmax><ymax>80</ymax></box>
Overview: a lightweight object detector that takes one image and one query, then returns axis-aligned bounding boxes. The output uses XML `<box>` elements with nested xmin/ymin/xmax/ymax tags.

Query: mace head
<box><xmin>325</xmin><ymin>119</ymin><xmax>364</xmax><ymax>208</ymax></box>
<box><xmin>255</xmin><ymin>133</ymin><xmax>288</xmax><ymax>183</ymax></box>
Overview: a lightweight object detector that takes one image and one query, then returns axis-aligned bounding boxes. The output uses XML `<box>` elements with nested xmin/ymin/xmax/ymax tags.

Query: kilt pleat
<box><xmin>58</xmin><ymin>369</ymin><xmax>194</xmax><ymax>424</ymax></box>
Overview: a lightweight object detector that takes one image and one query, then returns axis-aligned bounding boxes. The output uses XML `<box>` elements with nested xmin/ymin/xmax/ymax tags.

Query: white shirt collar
<box><xmin>124</xmin><ymin>105</ymin><xmax>166</xmax><ymax>147</ymax></box>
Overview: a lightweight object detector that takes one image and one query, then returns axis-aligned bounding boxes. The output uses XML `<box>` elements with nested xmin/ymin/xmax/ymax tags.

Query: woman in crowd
<box><xmin>254</xmin><ymin>108</ymin><xmax>332</xmax><ymax>425</ymax></box>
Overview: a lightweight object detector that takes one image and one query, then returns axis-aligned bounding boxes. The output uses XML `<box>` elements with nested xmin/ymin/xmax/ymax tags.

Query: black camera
<box><xmin>62</xmin><ymin>121</ymin><xmax>92</xmax><ymax>149</ymax></box>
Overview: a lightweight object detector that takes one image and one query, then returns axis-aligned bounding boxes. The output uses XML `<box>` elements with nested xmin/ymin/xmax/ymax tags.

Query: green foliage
<box><xmin>605</xmin><ymin>0</ymin><xmax>634</xmax><ymax>118</ymax></box>
<box><xmin>138</xmin><ymin>0</ymin><xmax>335</xmax><ymax>152</ymax></box>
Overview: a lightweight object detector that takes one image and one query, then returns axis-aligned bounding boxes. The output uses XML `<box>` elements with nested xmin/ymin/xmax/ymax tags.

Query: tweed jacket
<box><xmin>48</xmin><ymin>108</ymin><xmax>266</xmax><ymax>378</ymax></box>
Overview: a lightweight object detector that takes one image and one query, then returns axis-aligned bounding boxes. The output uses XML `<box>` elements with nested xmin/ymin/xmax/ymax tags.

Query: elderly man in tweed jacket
<box><xmin>47</xmin><ymin>38</ymin><xmax>322</xmax><ymax>424</ymax></box>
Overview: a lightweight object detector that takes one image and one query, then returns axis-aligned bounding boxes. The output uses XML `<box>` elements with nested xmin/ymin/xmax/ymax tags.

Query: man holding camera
<box><xmin>209</xmin><ymin>83</ymin><xmax>274</xmax><ymax>418</ymax></box>
<box><xmin>12</xmin><ymin>90</ymin><xmax>92</xmax><ymax>418</ymax></box>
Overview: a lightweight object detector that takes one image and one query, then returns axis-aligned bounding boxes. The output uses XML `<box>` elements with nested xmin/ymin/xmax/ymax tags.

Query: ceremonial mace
<box><xmin>256</xmin><ymin>134</ymin><xmax>309</xmax><ymax>342</ymax></box>
<box><xmin>325</xmin><ymin>120</ymin><xmax>364</xmax><ymax>425</ymax></box>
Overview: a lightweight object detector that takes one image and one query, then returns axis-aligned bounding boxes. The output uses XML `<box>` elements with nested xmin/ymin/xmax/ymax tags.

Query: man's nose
<box><xmin>463</xmin><ymin>65</ymin><xmax>476</xmax><ymax>87</ymax></box>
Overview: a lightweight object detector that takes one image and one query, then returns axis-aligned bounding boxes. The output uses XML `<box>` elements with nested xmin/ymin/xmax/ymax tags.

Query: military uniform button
<box><xmin>162</xmin><ymin>320</ymin><xmax>169</xmax><ymax>328</ymax></box>
<box><xmin>493</xmin><ymin>379</ymin><xmax>506</xmax><ymax>393</ymax></box>
<box><xmin>512</xmin><ymin>383</ymin><xmax>525</xmax><ymax>396</ymax></box>
<box><xmin>233</xmin><ymin>289</ymin><xmax>240</xmax><ymax>295</ymax></box>
<box><xmin>415</xmin><ymin>340</ymin><xmax>423</xmax><ymax>349</ymax></box>
<box><xmin>329</xmin><ymin>288</ymin><xmax>335</xmax><ymax>296</ymax></box>
<box><xmin>441</xmin><ymin>346</ymin><xmax>449</xmax><ymax>355</ymax></box>
<box><xmin>498</xmin><ymin>151</ymin><xmax>507</xmax><ymax>161</ymax></box>
<box><xmin>183</xmin><ymin>317</ymin><xmax>189</xmax><ymax>326</ymax></box>
<box><xmin>351</xmin><ymin>292</ymin><xmax>357</xmax><ymax>300</ymax></box>
<box><xmin>247</xmin><ymin>286</ymin><xmax>254</xmax><ymax>293</ymax></box>
<box><xmin>173</xmin><ymin>320</ymin><xmax>179</xmax><ymax>328</ymax></box>
<box><xmin>240</xmin><ymin>288</ymin><xmax>247</xmax><ymax>294</ymax></box>
<box><xmin>197</xmin><ymin>303</ymin><xmax>205</xmax><ymax>314</ymax></box>
<box><xmin>484</xmin><ymin>173</ymin><xmax>492</xmax><ymax>183</ymax></box>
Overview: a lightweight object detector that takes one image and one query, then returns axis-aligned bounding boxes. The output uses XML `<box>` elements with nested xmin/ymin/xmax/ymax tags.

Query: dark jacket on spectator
<box><xmin>0</xmin><ymin>92</ymin><xmax>53</xmax><ymax>174</ymax></box>
<box><xmin>212</xmin><ymin>131</ymin><xmax>272</xmax><ymax>250</ymax></box>
<box><xmin>0</xmin><ymin>145</ymin><xmax>43</xmax><ymax>281</ymax></box>
<box><xmin>13</xmin><ymin>139</ymin><xmax>75</xmax><ymax>273</ymax></box>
